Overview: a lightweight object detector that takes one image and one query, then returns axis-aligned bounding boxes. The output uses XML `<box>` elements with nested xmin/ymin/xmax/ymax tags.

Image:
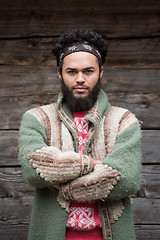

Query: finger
<box><xmin>29</xmin><ymin>158</ymin><xmax>55</xmax><ymax>167</ymax></box>
<box><xmin>31</xmin><ymin>162</ymin><xmax>66</xmax><ymax>178</ymax></box>
<box><xmin>28</xmin><ymin>153</ymin><xmax>55</xmax><ymax>163</ymax></box>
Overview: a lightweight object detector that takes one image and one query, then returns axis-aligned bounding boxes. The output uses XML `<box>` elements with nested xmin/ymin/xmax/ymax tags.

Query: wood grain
<box><xmin>0</xmin><ymin>197</ymin><xmax>159</xmax><ymax>240</ymax></box>
<box><xmin>0</xmin><ymin>224</ymin><xmax>160</xmax><ymax>240</ymax></box>
<box><xmin>1</xmin><ymin>66</ymin><xmax>159</xmax><ymax>97</ymax></box>
<box><xmin>135</xmin><ymin>225</ymin><xmax>160</xmax><ymax>240</ymax></box>
<box><xmin>0</xmin><ymin>5</ymin><xmax>159</xmax><ymax>38</ymax></box>
<box><xmin>0</xmin><ymin>128</ymin><xmax>160</xmax><ymax>165</ymax></box>
<box><xmin>1</xmin><ymin>0</ymin><xmax>160</xmax><ymax>12</ymax></box>
<box><xmin>141</xmin><ymin>130</ymin><xmax>160</xmax><ymax>164</ymax></box>
<box><xmin>132</xmin><ymin>198</ymin><xmax>160</xmax><ymax>225</ymax></box>
<box><xmin>0</xmin><ymin>131</ymin><xmax>19</xmax><ymax>166</ymax></box>
<box><xmin>0</xmin><ymin>167</ymin><xmax>34</xmax><ymax>198</ymax></box>
<box><xmin>0</xmin><ymin>92</ymin><xmax>159</xmax><ymax>130</ymax></box>
<box><xmin>0</xmin><ymin>38</ymin><xmax>160</xmax><ymax>66</ymax></box>
<box><xmin>0</xmin><ymin>64</ymin><xmax>160</xmax><ymax>129</ymax></box>
<box><xmin>0</xmin><ymin>130</ymin><xmax>160</xmax><ymax>166</ymax></box>
<box><xmin>136</xmin><ymin>165</ymin><xmax>160</xmax><ymax>199</ymax></box>
<box><xmin>0</xmin><ymin>162</ymin><xmax>159</xmax><ymax>199</ymax></box>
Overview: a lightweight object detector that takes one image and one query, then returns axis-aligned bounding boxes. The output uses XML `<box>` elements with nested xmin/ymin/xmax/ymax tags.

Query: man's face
<box><xmin>58</xmin><ymin>51</ymin><xmax>103</xmax><ymax>98</ymax></box>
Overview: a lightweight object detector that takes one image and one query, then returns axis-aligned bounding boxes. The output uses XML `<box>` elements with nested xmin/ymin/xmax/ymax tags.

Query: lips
<box><xmin>73</xmin><ymin>85</ymin><xmax>88</xmax><ymax>93</ymax></box>
<box><xmin>73</xmin><ymin>86</ymin><xmax>88</xmax><ymax>90</ymax></box>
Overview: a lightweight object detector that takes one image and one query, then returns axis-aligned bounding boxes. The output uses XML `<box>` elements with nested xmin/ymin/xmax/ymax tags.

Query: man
<box><xmin>18</xmin><ymin>29</ymin><xmax>142</xmax><ymax>240</ymax></box>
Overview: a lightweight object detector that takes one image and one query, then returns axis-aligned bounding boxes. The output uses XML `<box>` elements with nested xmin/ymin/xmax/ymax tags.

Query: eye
<box><xmin>67</xmin><ymin>70</ymin><xmax>76</xmax><ymax>75</ymax></box>
<box><xmin>85</xmin><ymin>69</ymin><xmax>93</xmax><ymax>74</ymax></box>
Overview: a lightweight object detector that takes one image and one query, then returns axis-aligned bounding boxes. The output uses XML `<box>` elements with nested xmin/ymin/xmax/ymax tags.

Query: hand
<box><xmin>28</xmin><ymin>146</ymin><xmax>85</xmax><ymax>183</ymax></box>
<box><xmin>61</xmin><ymin>164</ymin><xmax>121</xmax><ymax>202</ymax></box>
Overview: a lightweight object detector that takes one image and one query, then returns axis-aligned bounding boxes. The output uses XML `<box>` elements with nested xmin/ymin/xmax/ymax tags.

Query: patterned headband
<box><xmin>59</xmin><ymin>42</ymin><xmax>102</xmax><ymax>65</ymax></box>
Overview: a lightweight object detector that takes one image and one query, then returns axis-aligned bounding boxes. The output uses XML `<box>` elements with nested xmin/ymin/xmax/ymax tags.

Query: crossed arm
<box><xmin>19</xmin><ymin>113</ymin><xmax>141</xmax><ymax>202</ymax></box>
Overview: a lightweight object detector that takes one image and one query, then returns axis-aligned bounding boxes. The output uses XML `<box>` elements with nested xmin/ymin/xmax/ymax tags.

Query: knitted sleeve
<box><xmin>104</xmin><ymin>122</ymin><xmax>142</xmax><ymax>200</ymax></box>
<box><xmin>18</xmin><ymin>113</ymin><xmax>49</xmax><ymax>188</ymax></box>
<box><xmin>18</xmin><ymin>113</ymin><xmax>93</xmax><ymax>188</ymax></box>
<box><xmin>60</xmin><ymin>122</ymin><xmax>142</xmax><ymax>202</ymax></box>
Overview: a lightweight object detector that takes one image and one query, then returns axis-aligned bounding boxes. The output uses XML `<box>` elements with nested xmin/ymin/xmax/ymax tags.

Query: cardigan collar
<box><xmin>56</xmin><ymin>89</ymin><xmax>111</xmax><ymax>123</ymax></box>
<box><xmin>56</xmin><ymin>89</ymin><xmax>111</xmax><ymax>152</ymax></box>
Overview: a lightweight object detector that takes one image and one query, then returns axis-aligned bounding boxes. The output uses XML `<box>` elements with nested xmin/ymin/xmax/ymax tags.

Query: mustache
<box><xmin>72</xmin><ymin>84</ymin><xmax>89</xmax><ymax>89</ymax></box>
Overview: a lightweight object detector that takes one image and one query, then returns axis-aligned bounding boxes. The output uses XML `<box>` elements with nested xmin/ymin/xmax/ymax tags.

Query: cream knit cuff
<box><xmin>81</xmin><ymin>155</ymin><xmax>93</xmax><ymax>175</ymax></box>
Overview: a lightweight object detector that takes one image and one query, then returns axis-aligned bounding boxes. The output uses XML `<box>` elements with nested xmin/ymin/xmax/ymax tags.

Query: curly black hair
<box><xmin>52</xmin><ymin>29</ymin><xmax>108</xmax><ymax>71</ymax></box>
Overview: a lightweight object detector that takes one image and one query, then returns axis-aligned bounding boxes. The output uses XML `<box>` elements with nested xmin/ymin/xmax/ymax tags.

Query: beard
<box><xmin>61</xmin><ymin>77</ymin><xmax>101</xmax><ymax>112</ymax></box>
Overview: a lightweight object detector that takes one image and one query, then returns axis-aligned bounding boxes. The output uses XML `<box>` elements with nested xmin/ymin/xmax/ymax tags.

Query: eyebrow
<box><xmin>65</xmin><ymin>66</ymin><xmax>95</xmax><ymax>71</ymax></box>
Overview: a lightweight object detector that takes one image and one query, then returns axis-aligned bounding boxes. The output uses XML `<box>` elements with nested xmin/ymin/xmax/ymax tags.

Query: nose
<box><xmin>76</xmin><ymin>72</ymin><xmax>85</xmax><ymax>84</ymax></box>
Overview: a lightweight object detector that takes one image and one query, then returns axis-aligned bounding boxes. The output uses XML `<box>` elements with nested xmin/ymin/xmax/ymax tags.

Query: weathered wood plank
<box><xmin>0</xmin><ymin>131</ymin><xmax>19</xmax><ymax>166</ymax></box>
<box><xmin>1</xmin><ymin>133</ymin><xmax>23</xmax><ymax>165</ymax></box>
<box><xmin>0</xmin><ymin>92</ymin><xmax>159</xmax><ymax>129</ymax></box>
<box><xmin>135</xmin><ymin>225</ymin><xmax>160</xmax><ymax>240</ymax></box>
<box><xmin>0</xmin><ymin>167</ymin><xmax>34</xmax><ymax>198</ymax></box>
<box><xmin>0</xmin><ymin>66</ymin><xmax>59</xmax><ymax>98</ymax></box>
<box><xmin>102</xmin><ymin>67</ymin><xmax>160</xmax><ymax>94</ymax></box>
<box><xmin>0</xmin><ymin>165</ymin><xmax>159</xmax><ymax>198</ymax></box>
<box><xmin>0</xmin><ymin>197</ymin><xmax>33</xmax><ymax>225</ymax></box>
<box><xmin>0</xmin><ymin>225</ymin><xmax>28</xmax><ymax>240</ymax></box>
<box><xmin>108</xmin><ymin>93</ymin><xmax>160</xmax><ymax>130</ymax></box>
<box><xmin>1</xmin><ymin>66</ymin><xmax>159</xmax><ymax>97</ymax></box>
<box><xmin>0</xmin><ymin>38</ymin><xmax>160</xmax><ymax>66</ymax></box>
<box><xmin>107</xmin><ymin>38</ymin><xmax>160</xmax><ymax>67</ymax></box>
<box><xmin>1</xmin><ymin>0</ymin><xmax>160</xmax><ymax>12</ymax></box>
<box><xmin>0</xmin><ymin>64</ymin><xmax>159</xmax><ymax>129</ymax></box>
<box><xmin>1</xmin><ymin>130</ymin><xmax>160</xmax><ymax>166</ymax></box>
<box><xmin>132</xmin><ymin>198</ymin><xmax>160</xmax><ymax>225</ymax></box>
<box><xmin>0</xmin><ymin>0</ymin><xmax>160</xmax><ymax>38</ymax></box>
<box><xmin>0</xmin><ymin>197</ymin><xmax>159</xmax><ymax>229</ymax></box>
<box><xmin>141</xmin><ymin>131</ymin><xmax>160</xmax><ymax>164</ymax></box>
<box><xmin>0</xmin><ymin>224</ymin><xmax>159</xmax><ymax>240</ymax></box>
<box><xmin>137</xmin><ymin>165</ymin><xmax>160</xmax><ymax>199</ymax></box>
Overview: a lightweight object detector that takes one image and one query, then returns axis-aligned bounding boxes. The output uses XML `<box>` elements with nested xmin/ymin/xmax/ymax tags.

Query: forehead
<box><xmin>62</xmin><ymin>51</ymin><xmax>99</xmax><ymax>69</ymax></box>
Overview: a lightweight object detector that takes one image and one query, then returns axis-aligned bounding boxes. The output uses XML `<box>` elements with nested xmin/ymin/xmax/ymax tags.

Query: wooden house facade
<box><xmin>0</xmin><ymin>0</ymin><xmax>160</xmax><ymax>239</ymax></box>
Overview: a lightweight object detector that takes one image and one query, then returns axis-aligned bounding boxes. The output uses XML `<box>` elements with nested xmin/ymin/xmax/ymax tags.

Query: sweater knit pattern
<box><xmin>26</xmin><ymin>99</ymin><xmax>138</xmax><ymax>233</ymax></box>
<box><xmin>66</xmin><ymin>112</ymin><xmax>101</xmax><ymax>232</ymax></box>
<box><xmin>20</xmin><ymin>90</ymin><xmax>142</xmax><ymax>240</ymax></box>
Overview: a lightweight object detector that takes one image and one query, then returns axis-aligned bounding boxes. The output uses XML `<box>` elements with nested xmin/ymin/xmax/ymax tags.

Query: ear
<box><xmin>57</xmin><ymin>68</ymin><xmax>62</xmax><ymax>80</ymax></box>
<box><xmin>100</xmin><ymin>66</ymin><xmax>104</xmax><ymax>79</ymax></box>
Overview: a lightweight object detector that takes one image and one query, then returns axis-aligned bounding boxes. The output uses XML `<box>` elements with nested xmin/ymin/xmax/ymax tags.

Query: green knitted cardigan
<box><xmin>18</xmin><ymin>90</ymin><xmax>142</xmax><ymax>240</ymax></box>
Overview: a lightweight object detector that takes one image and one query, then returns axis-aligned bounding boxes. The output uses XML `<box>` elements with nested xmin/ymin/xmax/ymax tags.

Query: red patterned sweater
<box><xmin>65</xmin><ymin>111</ymin><xmax>102</xmax><ymax>239</ymax></box>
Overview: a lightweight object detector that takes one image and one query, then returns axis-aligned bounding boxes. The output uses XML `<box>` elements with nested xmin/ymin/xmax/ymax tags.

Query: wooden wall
<box><xmin>0</xmin><ymin>0</ymin><xmax>160</xmax><ymax>239</ymax></box>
